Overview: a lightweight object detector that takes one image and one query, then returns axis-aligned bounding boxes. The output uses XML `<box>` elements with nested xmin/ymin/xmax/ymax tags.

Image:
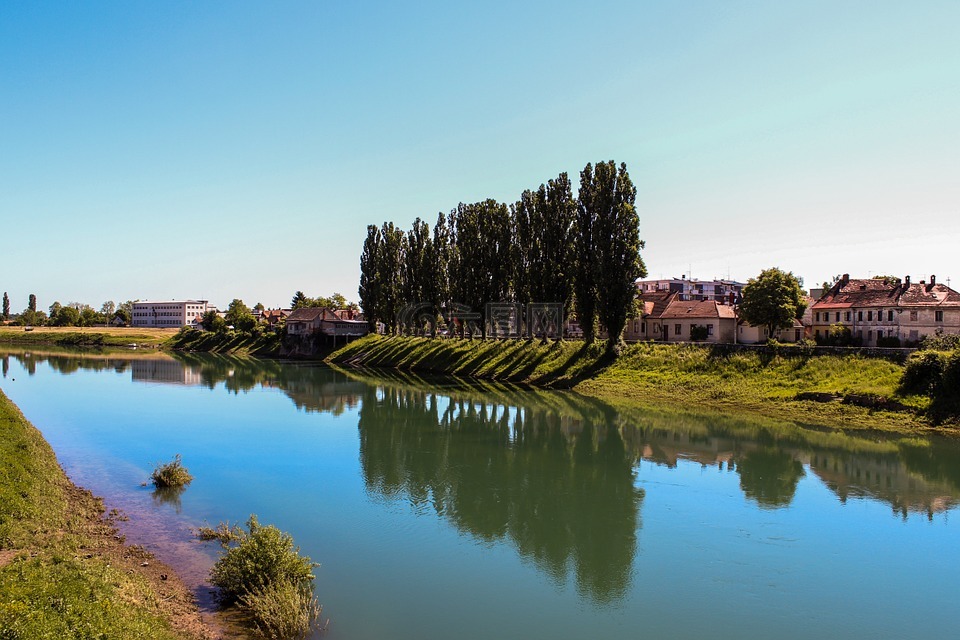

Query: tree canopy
<box><xmin>739</xmin><ymin>268</ymin><xmax>807</xmax><ymax>338</ymax></box>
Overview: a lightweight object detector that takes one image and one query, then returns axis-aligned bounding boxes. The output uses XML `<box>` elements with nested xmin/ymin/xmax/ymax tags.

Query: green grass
<box><xmin>0</xmin><ymin>390</ymin><xmax>194</xmax><ymax>639</ymax></box>
<box><xmin>330</xmin><ymin>336</ymin><xmax>943</xmax><ymax>434</ymax></box>
<box><xmin>0</xmin><ymin>326</ymin><xmax>175</xmax><ymax>348</ymax></box>
<box><xmin>166</xmin><ymin>327</ymin><xmax>283</xmax><ymax>355</ymax></box>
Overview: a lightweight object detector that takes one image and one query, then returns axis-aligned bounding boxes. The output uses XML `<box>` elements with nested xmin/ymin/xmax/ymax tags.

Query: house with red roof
<box><xmin>810</xmin><ymin>274</ymin><xmax>960</xmax><ymax>346</ymax></box>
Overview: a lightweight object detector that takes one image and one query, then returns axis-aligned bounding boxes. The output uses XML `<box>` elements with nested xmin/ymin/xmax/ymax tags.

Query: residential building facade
<box><xmin>285</xmin><ymin>307</ymin><xmax>369</xmax><ymax>338</ymax></box>
<box><xmin>810</xmin><ymin>274</ymin><xmax>960</xmax><ymax>346</ymax></box>
<box><xmin>636</xmin><ymin>277</ymin><xmax>744</xmax><ymax>304</ymax></box>
<box><xmin>131</xmin><ymin>300</ymin><xmax>209</xmax><ymax>328</ymax></box>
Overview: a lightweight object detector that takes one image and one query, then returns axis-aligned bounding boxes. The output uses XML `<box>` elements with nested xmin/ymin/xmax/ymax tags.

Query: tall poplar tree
<box><xmin>578</xmin><ymin>161</ymin><xmax>646</xmax><ymax>352</ymax></box>
<box><xmin>573</xmin><ymin>165</ymin><xmax>599</xmax><ymax>343</ymax></box>
<box><xmin>2</xmin><ymin>292</ymin><xmax>9</xmax><ymax>320</ymax></box>
<box><xmin>28</xmin><ymin>294</ymin><xmax>37</xmax><ymax>312</ymax></box>
<box><xmin>358</xmin><ymin>224</ymin><xmax>382</xmax><ymax>332</ymax></box>
<box><xmin>378</xmin><ymin>222</ymin><xmax>406</xmax><ymax>334</ymax></box>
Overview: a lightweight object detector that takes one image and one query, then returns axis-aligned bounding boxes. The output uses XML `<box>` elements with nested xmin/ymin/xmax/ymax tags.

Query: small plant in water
<box><xmin>150</xmin><ymin>453</ymin><xmax>193</xmax><ymax>488</ymax></box>
<box><xmin>202</xmin><ymin>514</ymin><xmax>326</xmax><ymax>639</ymax></box>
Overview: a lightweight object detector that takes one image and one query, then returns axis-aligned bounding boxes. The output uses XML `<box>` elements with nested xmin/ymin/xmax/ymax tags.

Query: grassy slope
<box><xmin>165</xmin><ymin>327</ymin><xmax>283</xmax><ymax>356</ymax></box>
<box><xmin>0</xmin><ymin>326</ymin><xmax>176</xmax><ymax>348</ymax></box>
<box><xmin>0</xmin><ymin>390</ymin><xmax>207</xmax><ymax>639</ymax></box>
<box><xmin>329</xmin><ymin>335</ymin><xmax>943</xmax><ymax>434</ymax></box>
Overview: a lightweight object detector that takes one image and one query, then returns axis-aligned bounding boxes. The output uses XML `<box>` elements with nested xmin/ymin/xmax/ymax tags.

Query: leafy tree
<box><xmin>113</xmin><ymin>308</ymin><xmax>131</xmax><ymax>326</ymax></box>
<box><xmin>28</xmin><ymin>294</ymin><xmax>36</xmax><ymax>312</ymax></box>
<box><xmin>253</xmin><ymin>302</ymin><xmax>265</xmax><ymax>313</ymax></box>
<box><xmin>49</xmin><ymin>301</ymin><xmax>63</xmax><ymax>323</ymax></box>
<box><xmin>100</xmin><ymin>300</ymin><xmax>116</xmax><ymax>316</ymax></box>
<box><xmin>359</xmin><ymin>224</ymin><xmax>382</xmax><ymax>331</ymax></box>
<box><xmin>16</xmin><ymin>309</ymin><xmax>46</xmax><ymax>326</ymax></box>
<box><xmin>55</xmin><ymin>305</ymin><xmax>81</xmax><ymax>327</ymax></box>
<box><xmin>291</xmin><ymin>291</ymin><xmax>308</xmax><ymax>309</ymax></box>
<box><xmin>448</xmin><ymin>200</ymin><xmax>512</xmax><ymax>338</ymax></box>
<box><xmin>425</xmin><ymin>211</ymin><xmax>452</xmax><ymax>331</ymax></box>
<box><xmin>201</xmin><ymin>309</ymin><xmax>221</xmax><ymax>332</ymax></box>
<box><xmin>578</xmin><ymin>161</ymin><xmax>646</xmax><ymax>352</ymax></box>
<box><xmin>739</xmin><ymin>268</ymin><xmax>807</xmax><ymax>338</ymax></box>
<box><xmin>225</xmin><ymin>299</ymin><xmax>256</xmax><ymax>332</ymax></box>
<box><xmin>378</xmin><ymin>222</ymin><xmax>406</xmax><ymax>333</ymax></box>
<box><xmin>573</xmin><ymin>166</ymin><xmax>599</xmax><ymax>343</ymax></box>
<box><xmin>2</xmin><ymin>292</ymin><xmax>9</xmax><ymax>320</ymax></box>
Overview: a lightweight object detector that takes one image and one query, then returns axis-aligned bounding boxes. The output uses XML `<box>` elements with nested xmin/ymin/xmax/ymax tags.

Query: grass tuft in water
<box><xmin>150</xmin><ymin>454</ymin><xmax>193</xmax><ymax>488</ymax></box>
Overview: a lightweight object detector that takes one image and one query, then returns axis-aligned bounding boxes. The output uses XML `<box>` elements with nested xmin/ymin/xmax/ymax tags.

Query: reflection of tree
<box><xmin>358</xmin><ymin>385</ymin><xmax>642</xmax><ymax>604</ymax></box>
<box><xmin>152</xmin><ymin>485</ymin><xmax>186</xmax><ymax>514</ymax></box>
<box><xmin>736</xmin><ymin>448</ymin><xmax>805</xmax><ymax>509</ymax></box>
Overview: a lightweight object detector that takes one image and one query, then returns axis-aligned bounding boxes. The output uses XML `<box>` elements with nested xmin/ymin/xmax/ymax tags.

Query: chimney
<box><xmin>931</xmin><ymin>275</ymin><xmax>936</xmax><ymax>286</ymax></box>
<box><xmin>905</xmin><ymin>275</ymin><xmax>910</xmax><ymax>287</ymax></box>
<box><xmin>842</xmin><ymin>273</ymin><xmax>850</xmax><ymax>285</ymax></box>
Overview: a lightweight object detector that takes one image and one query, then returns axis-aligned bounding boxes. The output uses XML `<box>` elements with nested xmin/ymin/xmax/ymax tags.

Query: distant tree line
<box><xmin>0</xmin><ymin>293</ymin><xmax>134</xmax><ymax>327</ymax></box>
<box><xmin>358</xmin><ymin>161</ymin><xmax>646</xmax><ymax>352</ymax></box>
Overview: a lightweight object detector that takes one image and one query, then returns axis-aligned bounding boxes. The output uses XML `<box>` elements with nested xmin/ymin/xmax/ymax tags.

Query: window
<box><xmin>835</xmin><ymin>312</ymin><xmax>840</xmax><ymax>322</ymax></box>
<box><xmin>815</xmin><ymin>312</ymin><xmax>820</xmax><ymax>322</ymax></box>
<box><xmin>910</xmin><ymin>310</ymin><xmax>918</xmax><ymax>321</ymax></box>
<box><xmin>867</xmin><ymin>311</ymin><xmax>873</xmax><ymax>321</ymax></box>
<box><xmin>888</xmin><ymin>310</ymin><xmax>893</xmax><ymax>321</ymax></box>
<box><xmin>876</xmin><ymin>309</ymin><xmax>883</xmax><ymax>320</ymax></box>
<box><xmin>707</xmin><ymin>324</ymin><xmax>714</xmax><ymax>335</ymax></box>
<box><xmin>641</xmin><ymin>322</ymin><xmax>646</xmax><ymax>334</ymax></box>
<box><xmin>858</xmin><ymin>311</ymin><xmax>863</xmax><ymax>321</ymax></box>
<box><xmin>816</xmin><ymin>329</ymin><xmax>821</xmax><ymax>337</ymax></box>
<box><xmin>675</xmin><ymin>324</ymin><xmax>682</xmax><ymax>336</ymax></box>
<box><xmin>845</xmin><ymin>312</ymin><xmax>851</xmax><ymax>322</ymax></box>
<box><xmin>936</xmin><ymin>310</ymin><xmax>944</xmax><ymax>322</ymax></box>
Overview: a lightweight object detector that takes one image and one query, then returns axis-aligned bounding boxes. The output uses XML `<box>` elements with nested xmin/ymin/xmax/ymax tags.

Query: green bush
<box><xmin>920</xmin><ymin>330</ymin><xmax>960</xmax><ymax>351</ymax></box>
<box><xmin>209</xmin><ymin>515</ymin><xmax>317</xmax><ymax>606</ymax></box>
<box><xmin>899</xmin><ymin>351</ymin><xmax>947</xmax><ymax>395</ymax></box>
<box><xmin>689</xmin><ymin>325</ymin><xmax>708</xmax><ymax>341</ymax></box>
<box><xmin>207</xmin><ymin>515</ymin><xmax>322</xmax><ymax>640</ymax></box>
<box><xmin>150</xmin><ymin>454</ymin><xmax>193</xmax><ymax>488</ymax></box>
<box><xmin>876</xmin><ymin>336</ymin><xmax>901</xmax><ymax>348</ymax></box>
<box><xmin>239</xmin><ymin>580</ymin><xmax>324</xmax><ymax>640</ymax></box>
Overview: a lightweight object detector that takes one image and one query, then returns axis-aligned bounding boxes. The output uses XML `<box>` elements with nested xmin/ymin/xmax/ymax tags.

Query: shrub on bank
<box><xmin>207</xmin><ymin>515</ymin><xmax>323</xmax><ymax>639</ymax></box>
<box><xmin>150</xmin><ymin>454</ymin><xmax>193</xmax><ymax>488</ymax></box>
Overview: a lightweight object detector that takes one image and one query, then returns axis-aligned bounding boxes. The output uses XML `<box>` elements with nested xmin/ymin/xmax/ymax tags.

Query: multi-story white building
<box><xmin>131</xmin><ymin>300</ymin><xmax>210</xmax><ymax>328</ymax></box>
<box><xmin>637</xmin><ymin>277</ymin><xmax>744</xmax><ymax>304</ymax></box>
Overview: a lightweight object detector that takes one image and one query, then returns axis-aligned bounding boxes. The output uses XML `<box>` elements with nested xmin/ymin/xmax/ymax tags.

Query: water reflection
<box><xmin>357</xmin><ymin>382</ymin><xmax>641</xmax><ymax>603</ymax></box>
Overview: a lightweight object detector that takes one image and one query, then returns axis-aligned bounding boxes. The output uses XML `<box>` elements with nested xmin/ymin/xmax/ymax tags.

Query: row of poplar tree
<box><xmin>358</xmin><ymin>160</ymin><xmax>647</xmax><ymax>351</ymax></box>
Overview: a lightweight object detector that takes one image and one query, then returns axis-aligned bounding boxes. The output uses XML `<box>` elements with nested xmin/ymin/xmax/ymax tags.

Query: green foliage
<box><xmin>239</xmin><ymin>580</ymin><xmax>324</xmax><ymax>640</ymax></box>
<box><xmin>209</xmin><ymin>515</ymin><xmax>317</xmax><ymax>605</ymax></box>
<box><xmin>2</xmin><ymin>292</ymin><xmax>9</xmax><ymax>320</ymax></box>
<box><xmin>581</xmin><ymin>161</ymin><xmax>646</xmax><ymax>352</ymax></box>
<box><xmin>150</xmin><ymin>454</ymin><xmax>194</xmax><ymax>488</ymax></box>
<box><xmin>900</xmin><ymin>351</ymin><xmax>947</xmax><ymax>395</ymax></box>
<box><xmin>15</xmin><ymin>309</ymin><xmax>47</xmax><ymax>326</ymax></box>
<box><xmin>740</xmin><ymin>268</ymin><xmax>806</xmax><ymax>337</ymax></box>
<box><xmin>876</xmin><ymin>336</ymin><xmax>902</xmax><ymax>348</ymax></box>
<box><xmin>920</xmin><ymin>330</ymin><xmax>960</xmax><ymax>352</ymax></box>
<box><xmin>817</xmin><ymin>323</ymin><xmax>853</xmax><ymax>346</ymax></box>
<box><xmin>27</xmin><ymin>294</ymin><xmax>36</xmax><ymax>312</ymax></box>
<box><xmin>226</xmin><ymin>299</ymin><xmax>256</xmax><ymax>332</ymax></box>
<box><xmin>689</xmin><ymin>324</ymin><xmax>708</xmax><ymax>341</ymax></box>
<box><xmin>900</xmin><ymin>350</ymin><xmax>960</xmax><ymax>422</ymax></box>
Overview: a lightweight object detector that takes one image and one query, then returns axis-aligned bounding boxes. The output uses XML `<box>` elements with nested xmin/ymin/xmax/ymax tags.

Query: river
<box><xmin>1</xmin><ymin>348</ymin><xmax>958</xmax><ymax>639</ymax></box>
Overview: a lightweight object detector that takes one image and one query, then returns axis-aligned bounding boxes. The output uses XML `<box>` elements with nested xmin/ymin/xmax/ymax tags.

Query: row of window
<box><xmin>815</xmin><ymin>310</ymin><xmax>945</xmax><ymax>323</ymax></box>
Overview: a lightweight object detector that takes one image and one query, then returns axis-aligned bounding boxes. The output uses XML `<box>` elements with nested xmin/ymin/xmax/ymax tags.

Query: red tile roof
<box><xmin>812</xmin><ymin>278</ymin><xmax>960</xmax><ymax>309</ymax></box>
<box><xmin>659</xmin><ymin>298</ymin><xmax>737</xmax><ymax>320</ymax></box>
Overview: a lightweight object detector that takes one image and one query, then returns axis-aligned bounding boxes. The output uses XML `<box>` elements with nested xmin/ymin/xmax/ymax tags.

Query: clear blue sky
<box><xmin>2</xmin><ymin>1</ymin><xmax>958</xmax><ymax>311</ymax></box>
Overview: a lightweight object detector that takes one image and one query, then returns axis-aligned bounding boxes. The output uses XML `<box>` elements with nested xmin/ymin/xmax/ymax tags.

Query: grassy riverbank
<box><xmin>0</xmin><ymin>325</ymin><xmax>176</xmax><ymax>348</ymax></box>
<box><xmin>0</xmin><ymin>390</ymin><xmax>212</xmax><ymax>639</ymax></box>
<box><xmin>329</xmin><ymin>335</ymin><xmax>946</xmax><ymax>435</ymax></box>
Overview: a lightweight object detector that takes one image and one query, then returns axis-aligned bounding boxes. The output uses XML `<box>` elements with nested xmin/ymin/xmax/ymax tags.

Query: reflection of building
<box><xmin>132</xmin><ymin>300</ymin><xmax>210</xmax><ymax>328</ymax></box>
<box><xmin>808</xmin><ymin>452</ymin><xmax>958</xmax><ymax>519</ymax></box>
<box><xmin>131</xmin><ymin>359</ymin><xmax>203</xmax><ymax>386</ymax></box>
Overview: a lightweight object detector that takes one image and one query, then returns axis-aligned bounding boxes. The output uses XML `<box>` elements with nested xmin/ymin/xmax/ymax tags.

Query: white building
<box><xmin>131</xmin><ymin>300</ymin><xmax>210</xmax><ymax>328</ymax></box>
<box><xmin>637</xmin><ymin>277</ymin><xmax>744</xmax><ymax>304</ymax></box>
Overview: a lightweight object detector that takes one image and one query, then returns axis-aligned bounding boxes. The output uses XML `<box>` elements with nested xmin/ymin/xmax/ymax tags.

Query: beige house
<box><xmin>810</xmin><ymin>274</ymin><xmax>960</xmax><ymax>346</ymax></box>
<box><xmin>625</xmin><ymin>291</ymin><xmax>737</xmax><ymax>343</ymax></box>
<box><xmin>285</xmin><ymin>307</ymin><xmax>369</xmax><ymax>338</ymax></box>
<box><xmin>736</xmin><ymin>318</ymin><xmax>804</xmax><ymax>344</ymax></box>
